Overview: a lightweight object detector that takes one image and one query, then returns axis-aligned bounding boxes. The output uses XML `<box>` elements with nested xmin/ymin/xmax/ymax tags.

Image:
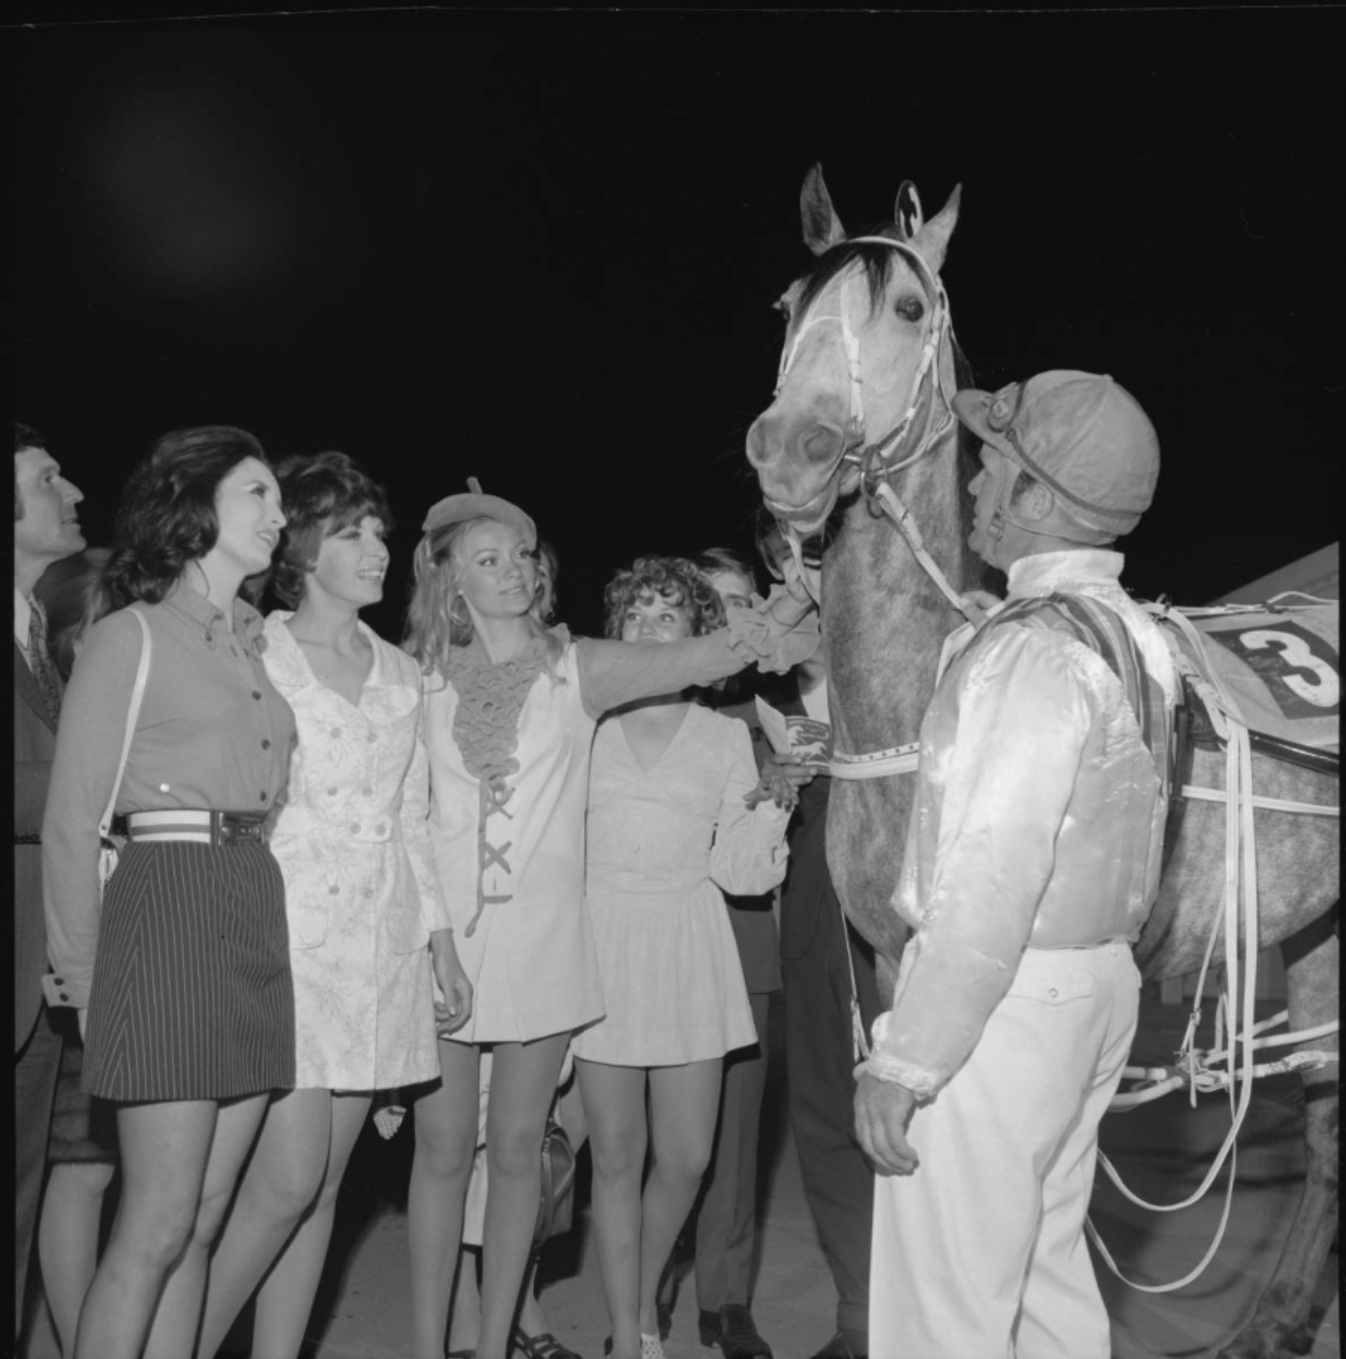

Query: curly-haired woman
<box><xmin>195</xmin><ymin>451</ymin><xmax>472</xmax><ymax>1359</ymax></box>
<box><xmin>401</xmin><ymin>487</ymin><xmax>816</xmax><ymax>1359</ymax></box>
<box><xmin>43</xmin><ymin>426</ymin><xmax>294</xmax><ymax>1359</ymax></box>
<box><xmin>573</xmin><ymin>557</ymin><xmax>794</xmax><ymax>1359</ymax></box>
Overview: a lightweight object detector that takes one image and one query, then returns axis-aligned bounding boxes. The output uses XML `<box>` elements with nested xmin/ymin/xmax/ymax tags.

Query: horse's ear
<box><xmin>911</xmin><ymin>184</ymin><xmax>962</xmax><ymax>274</ymax></box>
<box><xmin>800</xmin><ymin>164</ymin><xmax>847</xmax><ymax>256</ymax></box>
<box><xmin>894</xmin><ymin>180</ymin><xmax>924</xmax><ymax>241</ymax></box>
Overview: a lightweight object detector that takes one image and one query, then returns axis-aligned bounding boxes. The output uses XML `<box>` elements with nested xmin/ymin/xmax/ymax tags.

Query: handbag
<box><xmin>97</xmin><ymin>608</ymin><xmax>152</xmax><ymax>895</ymax></box>
<box><xmin>532</xmin><ymin>1116</ymin><xmax>577</xmax><ymax>1250</ymax></box>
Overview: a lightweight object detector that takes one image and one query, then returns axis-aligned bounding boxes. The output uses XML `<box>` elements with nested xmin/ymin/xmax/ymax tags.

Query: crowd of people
<box><xmin>15</xmin><ymin>367</ymin><xmax>1175</xmax><ymax>1359</ymax></box>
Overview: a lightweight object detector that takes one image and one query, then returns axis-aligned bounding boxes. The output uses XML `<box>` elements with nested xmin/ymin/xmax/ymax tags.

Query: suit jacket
<box><xmin>14</xmin><ymin>639</ymin><xmax>59</xmax><ymax>1050</ymax></box>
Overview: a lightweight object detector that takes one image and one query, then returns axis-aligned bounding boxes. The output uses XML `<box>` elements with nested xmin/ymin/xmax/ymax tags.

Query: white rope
<box><xmin>1111</xmin><ymin>1011</ymin><xmax>1340</xmax><ymax>1111</ymax></box>
<box><xmin>1178</xmin><ymin>784</ymin><xmax>1338</xmax><ymax>816</ymax></box>
<box><xmin>1089</xmin><ymin>624</ymin><xmax>1267</xmax><ymax>1293</ymax></box>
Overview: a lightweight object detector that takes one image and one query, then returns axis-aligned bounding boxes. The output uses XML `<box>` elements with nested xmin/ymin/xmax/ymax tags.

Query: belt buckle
<box><xmin>216</xmin><ymin>812</ymin><xmax>265</xmax><ymax>845</ymax></box>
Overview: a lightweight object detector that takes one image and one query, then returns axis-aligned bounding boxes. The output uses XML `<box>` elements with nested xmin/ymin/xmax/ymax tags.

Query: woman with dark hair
<box><xmin>42</xmin><ymin>426</ymin><xmax>294</xmax><ymax>1359</ymax></box>
<box><xmin>573</xmin><ymin>557</ymin><xmax>793</xmax><ymax>1359</ymax></box>
<box><xmin>195</xmin><ymin>451</ymin><xmax>472</xmax><ymax>1359</ymax></box>
<box><xmin>401</xmin><ymin>487</ymin><xmax>815</xmax><ymax>1359</ymax></box>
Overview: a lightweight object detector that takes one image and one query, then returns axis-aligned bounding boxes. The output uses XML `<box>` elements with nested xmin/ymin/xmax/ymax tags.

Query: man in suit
<box><xmin>775</xmin><ymin>651</ymin><xmax>880</xmax><ymax>1359</ymax></box>
<box><xmin>14</xmin><ymin>422</ymin><xmax>87</xmax><ymax>1337</ymax></box>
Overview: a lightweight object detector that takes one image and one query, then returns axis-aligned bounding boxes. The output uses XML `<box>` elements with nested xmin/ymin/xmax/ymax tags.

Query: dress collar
<box><xmin>263</xmin><ymin>610</ymin><xmax>383</xmax><ymax>689</ymax></box>
<box><xmin>1007</xmin><ymin>549</ymin><xmax>1126</xmax><ymax>599</ymax></box>
<box><xmin>165</xmin><ymin>578</ymin><xmax>264</xmax><ymax>642</ymax></box>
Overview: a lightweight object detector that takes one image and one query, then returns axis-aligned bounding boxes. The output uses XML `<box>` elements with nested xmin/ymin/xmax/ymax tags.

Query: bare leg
<box><xmin>516</xmin><ymin>1253</ymin><xmax>547</xmax><ymax>1336</ymax></box>
<box><xmin>143</xmin><ymin>1095</ymin><xmax>272</xmax><ymax>1359</ymax></box>
<box><xmin>37</xmin><ymin>1160</ymin><xmax>116</xmax><ymax>1355</ymax></box>
<box><xmin>476</xmin><ymin>1034</ymin><xmax>569</xmax><ymax>1359</ymax></box>
<box><xmin>640</xmin><ymin>1062</ymin><xmax>722</xmax><ymax>1338</ymax></box>
<box><xmin>72</xmin><ymin>1095</ymin><xmax>266</xmax><ymax>1359</ymax></box>
<box><xmin>196</xmin><ymin>1089</ymin><xmax>334</xmax><ymax>1359</ymax></box>
<box><xmin>576</xmin><ymin>1059</ymin><xmax>648</xmax><ymax>1359</ymax></box>
<box><xmin>251</xmin><ymin>1092</ymin><xmax>372</xmax><ymax>1359</ymax></box>
<box><xmin>514</xmin><ymin>1066</ymin><xmax>586</xmax><ymax>1339</ymax></box>
<box><xmin>408</xmin><ymin>1040</ymin><xmax>480</xmax><ymax>1359</ymax></box>
<box><xmin>555</xmin><ymin>1070</ymin><xmax>588</xmax><ymax>1152</ymax></box>
<box><xmin>445</xmin><ymin>1247</ymin><xmax>481</xmax><ymax>1353</ymax></box>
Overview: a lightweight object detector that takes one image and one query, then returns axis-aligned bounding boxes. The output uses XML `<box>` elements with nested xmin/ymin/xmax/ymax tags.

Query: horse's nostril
<box><xmin>799</xmin><ymin>423</ymin><xmax>844</xmax><ymax>467</ymax></box>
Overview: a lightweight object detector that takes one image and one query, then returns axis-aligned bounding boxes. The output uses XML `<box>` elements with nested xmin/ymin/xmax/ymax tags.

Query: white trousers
<box><xmin>870</xmin><ymin>942</ymin><xmax>1140</xmax><ymax>1359</ymax></box>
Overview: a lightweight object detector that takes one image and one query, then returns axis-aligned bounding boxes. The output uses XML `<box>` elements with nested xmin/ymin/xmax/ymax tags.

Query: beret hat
<box><xmin>421</xmin><ymin>477</ymin><xmax>537</xmax><ymax>548</ymax></box>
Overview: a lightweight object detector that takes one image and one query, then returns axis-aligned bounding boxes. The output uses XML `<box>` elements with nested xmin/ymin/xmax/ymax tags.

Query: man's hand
<box><xmin>745</xmin><ymin>749</ymin><xmax>819</xmax><ymax>811</ymax></box>
<box><xmin>854</xmin><ymin>1070</ymin><xmax>921</xmax><ymax>1176</ymax></box>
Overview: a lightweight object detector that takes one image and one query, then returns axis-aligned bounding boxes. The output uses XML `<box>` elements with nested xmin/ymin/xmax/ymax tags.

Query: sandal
<box><xmin>512</xmin><ymin>1327</ymin><xmax>582</xmax><ymax>1359</ymax></box>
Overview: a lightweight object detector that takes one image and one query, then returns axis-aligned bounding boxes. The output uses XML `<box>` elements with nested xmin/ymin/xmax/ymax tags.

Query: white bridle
<box><xmin>775</xmin><ymin>236</ymin><xmax>950</xmax><ymax>471</ymax></box>
<box><xmin>770</xmin><ymin>234</ymin><xmax>986</xmax><ymax>784</ymax></box>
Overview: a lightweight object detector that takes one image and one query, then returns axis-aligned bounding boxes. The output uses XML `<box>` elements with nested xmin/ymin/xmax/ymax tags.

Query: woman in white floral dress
<box><xmin>197</xmin><ymin>453</ymin><xmax>472</xmax><ymax>1359</ymax></box>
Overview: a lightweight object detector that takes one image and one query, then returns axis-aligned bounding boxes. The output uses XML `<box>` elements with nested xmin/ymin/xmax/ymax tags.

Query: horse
<box><xmin>744</xmin><ymin>165</ymin><xmax>1339</xmax><ymax>1359</ymax></box>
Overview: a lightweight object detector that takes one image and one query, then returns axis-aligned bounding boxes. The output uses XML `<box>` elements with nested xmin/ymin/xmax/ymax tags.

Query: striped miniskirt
<box><xmin>82</xmin><ymin>836</ymin><xmax>296</xmax><ymax>1103</ymax></box>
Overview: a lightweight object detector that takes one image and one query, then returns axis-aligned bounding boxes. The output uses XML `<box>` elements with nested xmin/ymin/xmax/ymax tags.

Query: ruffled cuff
<box><xmin>725</xmin><ymin>584</ymin><xmax>820</xmax><ymax>675</ymax></box>
<box><xmin>860</xmin><ymin>1011</ymin><xmax>944</xmax><ymax>1100</ymax></box>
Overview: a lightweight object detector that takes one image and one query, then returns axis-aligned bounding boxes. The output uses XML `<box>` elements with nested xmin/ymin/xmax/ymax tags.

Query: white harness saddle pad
<box><xmin>1166</xmin><ymin>602</ymin><xmax>1339</xmax><ymax>752</ymax></box>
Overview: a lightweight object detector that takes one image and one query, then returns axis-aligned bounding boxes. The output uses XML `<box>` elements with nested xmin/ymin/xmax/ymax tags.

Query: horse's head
<box><xmin>747</xmin><ymin>166</ymin><xmax>961</xmax><ymax>535</ymax></box>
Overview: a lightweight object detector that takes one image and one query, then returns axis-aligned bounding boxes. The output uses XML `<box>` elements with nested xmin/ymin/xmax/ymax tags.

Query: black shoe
<box><xmin>717</xmin><ymin>1304</ymin><xmax>772</xmax><ymax>1359</ymax></box>
<box><xmin>512</xmin><ymin>1327</ymin><xmax>582</xmax><ymax>1359</ymax></box>
<box><xmin>805</xmin><ymin>1331</ymin><xmax>867</xmax><ymax>1359</ymax></box>
<box><xmin>698</xmin><ymin>1308</ymin><xmax>721</xmax><ymax>1346</ymax></box>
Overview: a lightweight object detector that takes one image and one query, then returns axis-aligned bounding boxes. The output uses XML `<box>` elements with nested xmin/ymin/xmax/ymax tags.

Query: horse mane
<box><xmin>950</xmin><ymin>335</ymin><xmax>997</xmax><ymax>594</ymax></box>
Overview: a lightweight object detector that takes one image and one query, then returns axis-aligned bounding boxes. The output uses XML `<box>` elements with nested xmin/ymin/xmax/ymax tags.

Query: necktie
<box><xmin>28</xmin><ymin>600</ymin><xmax>63</xmax><ymax>725</ymax></box>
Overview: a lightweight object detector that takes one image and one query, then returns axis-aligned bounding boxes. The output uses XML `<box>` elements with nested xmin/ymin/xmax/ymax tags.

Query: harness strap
<box><xmin>971</xmin><ymin>593</ymin><xmax>1173</xmax><ymax>794</ymax></box>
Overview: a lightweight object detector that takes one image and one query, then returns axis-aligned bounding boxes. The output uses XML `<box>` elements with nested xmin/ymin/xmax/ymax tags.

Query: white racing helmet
<box><xmin>954</xmin><ymin>371</ymin><xmax>1160</xmax><ymax>544</ymax></box>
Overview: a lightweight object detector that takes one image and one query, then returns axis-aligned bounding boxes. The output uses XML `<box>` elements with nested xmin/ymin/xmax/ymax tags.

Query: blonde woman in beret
<box><xmin>403</xmin><ymin>484</ymin><xmax>817</xmax><ymax>1359</ymax></box>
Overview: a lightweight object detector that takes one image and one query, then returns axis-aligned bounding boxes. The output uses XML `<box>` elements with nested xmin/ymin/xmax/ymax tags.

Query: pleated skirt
<box><xmin>82</xmin><ymin>840</ymin><xmax>296</xmax><ymax>1102</ymax></box>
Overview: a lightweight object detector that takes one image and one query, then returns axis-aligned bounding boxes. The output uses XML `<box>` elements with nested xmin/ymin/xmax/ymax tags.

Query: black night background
<box><xmin>10</xmin><ymin>10</ymin><xmax>1342</xmax><ymax>639</ymax></box>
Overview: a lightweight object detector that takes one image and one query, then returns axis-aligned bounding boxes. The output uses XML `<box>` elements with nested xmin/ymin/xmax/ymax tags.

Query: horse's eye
<box><xmin>894</xmin><ymin>296</ymin><xmax>925</xmax><ymax>323</ymax></box>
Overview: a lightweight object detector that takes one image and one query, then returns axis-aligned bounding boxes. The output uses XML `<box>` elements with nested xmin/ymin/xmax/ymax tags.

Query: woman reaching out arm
<box><xmin>404</xmin><ymin>486</ymin><xmax>814</xmax><ymax>1359</ymax></box>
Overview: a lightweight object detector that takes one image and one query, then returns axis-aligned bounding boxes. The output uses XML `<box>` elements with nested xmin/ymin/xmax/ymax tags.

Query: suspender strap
<box><xmin>975</xmin><ymin>593</ymin><xmax>1170</xmax><ymax>791</ymax></box>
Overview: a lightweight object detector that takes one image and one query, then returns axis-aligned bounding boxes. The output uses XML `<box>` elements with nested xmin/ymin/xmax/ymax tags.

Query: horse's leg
<box><xmin>1218</xmin><ymin>907</ymin><xmax>1339</xmax><ymax>1359</ymax></box>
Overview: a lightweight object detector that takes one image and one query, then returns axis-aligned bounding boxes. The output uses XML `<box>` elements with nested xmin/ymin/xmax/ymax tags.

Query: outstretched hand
<box><xmin>854</xmin><ymin>1071</ymin><xmax>921</xmax><ymax>1176</ymax></box>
